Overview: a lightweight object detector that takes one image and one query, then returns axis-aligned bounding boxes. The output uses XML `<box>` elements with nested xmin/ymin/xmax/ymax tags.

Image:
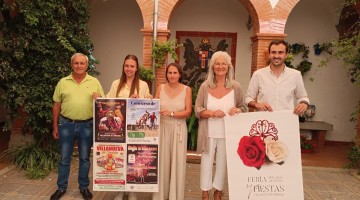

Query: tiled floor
<box><xmin>0</xmin><ymin>137</ymin><xmax>358</xmax><ymax>200</ymax></box>
<box><xmin>0</xmin><ymin>121</ymin><xmax>352</xmax><ymax>170</ymax></box>
<box><xmin>187</xmin><ymin>144</ymin><xmax>352</xmax><ymax>169</ymax></box>
<box><xmin>0</xmin><ymin>128</ymin><xmax>352</xmax><ymax>170</ymax></box>
<box><xmin>301</xmin><ymin>145</ymin><xmax>351</xmax><ymax>168</ymax></box>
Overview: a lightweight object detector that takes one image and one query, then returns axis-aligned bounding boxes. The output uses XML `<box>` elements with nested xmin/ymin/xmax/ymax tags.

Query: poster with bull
<box><xmin>94</xmin><ymin>98</ymin><xmax>126</xmax><ymax>143</ymax></box>
<box><xmin>93</xmin><ymin>98</ymin><xmax>160</xmax><ymax>192</ymax></box>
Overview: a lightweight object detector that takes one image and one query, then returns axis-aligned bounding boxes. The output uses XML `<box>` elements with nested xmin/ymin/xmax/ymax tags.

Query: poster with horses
<box><xmin>93</xmin><ymin>98</ymin><xmax>160</xmax><ymax>192</ymax></box>
<box><xmin>126</xmin><ymin>99</ymin><xmax>160</xmax><ymax>144</ymax></box>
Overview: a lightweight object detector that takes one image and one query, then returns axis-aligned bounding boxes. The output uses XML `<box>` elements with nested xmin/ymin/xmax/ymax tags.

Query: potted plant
<box><xmin>297</xmin><ymin>60</ymin><xmax>312</xmax><ymax>75</ymax></box>
<box><xmin>300</xmin><ymin>135</ymin><xmax>314</xmax><ymax>153</ymax></box>
<box><xmin>139</xmin><ymin>65</ymin><xmax>155</xmax><ymax>90</ymax></box>
<box><xmin>313</xmin><ymin>42</ymin><xmax>333</xmax><ymax>55</ymax></box>
<box><xmin>151</xmin><ymin>39</ymin><xmax>182</xmax><ymax>68</ymax></box>
<box><xmin>186</xmin><ymin>87</ymin><xmax>199</xmax><ymax>151</ymax></box>
<box><xmin>285</xmin><ymin>43</ymin><xmax>312</xmax><ymax>75</ymax></box>
<box><xmin>313</xmin><ymin>43</ymin><xmax>322</xmax><ymax>55</ymax></box>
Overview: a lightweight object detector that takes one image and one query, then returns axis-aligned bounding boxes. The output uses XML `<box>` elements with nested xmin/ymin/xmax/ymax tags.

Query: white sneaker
<box><xmin>114</xmin><ymin>192</ymin><xmax>124</xmax><ymax>200</ymax></box>
<box><xmin>128</xmin><ymin>192</ymin><xmax>137</xmax><ymax>200</ymax></box>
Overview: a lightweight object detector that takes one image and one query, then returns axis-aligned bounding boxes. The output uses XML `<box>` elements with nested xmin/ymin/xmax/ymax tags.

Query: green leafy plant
<box><xmin>346</xmin><ymin>145</ymin><xmax>360</xmax><ymax>173</ymax></box>
<box><xmin>186</xmin><ymin>87</ymin><xmax>199</xmax><ymax>151</ymax></box>
<box><xmin>297</xmin><ymin>60</ymin><xmax>313</xmax><ymax>75</ymax></box>
<box><xmin>285</xmin><ymin>43</ymin><xmax>312</xmax><ymax>75</ymax></box>
<box><xmin>139</xmin><ymin>65</ymin><xmax>155</xmax><ymax>81</ymax></box>
<box><xmin>152</xmin><ymin>39</ymin><xmax>183</xmax><ymax>68</ymax></box>
<box><xmin>1</xmin><ymin>142</ymin><xmax>60</xmax><ymax>179</ymax></box>
<box><xmin>345</xmin><ymin>134</ymin><xmax>360</xmax><ymax>174</ymax></box>
<box><xmin>0</xmin><ymin>0</ymin><xmax>97</xmax><ymax>178</ymax></box>
<box><xmin>313</xmin><ymin>42</ymin><xmax>333</xmax><ymax>55</ymax></box>
<box><xmin>290</xmin><ymin>43</ymin><xmax>310</xmax><ymax>58</ymax></box>
<box><xmin>300</xmin><ymin>135</ymin><xmax>313</xmax><ymax>150</ymax></box>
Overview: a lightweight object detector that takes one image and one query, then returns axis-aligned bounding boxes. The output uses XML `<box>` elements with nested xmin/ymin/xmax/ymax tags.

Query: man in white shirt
<box><xmin>245</xmin><ymin>40</ymin><xmax>309</xmax><ymax>115</ymax></box>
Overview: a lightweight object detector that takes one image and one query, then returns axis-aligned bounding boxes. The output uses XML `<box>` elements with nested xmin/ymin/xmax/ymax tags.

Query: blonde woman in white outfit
<box><xmin>194</xmin><ymin>51</ymin><xmax>246</xmax><ymax>200</ymax></box>
<box><xmin>107</xmin><ymin>54</ymin><xmax>150</xmax><ymax>200</ymax></box>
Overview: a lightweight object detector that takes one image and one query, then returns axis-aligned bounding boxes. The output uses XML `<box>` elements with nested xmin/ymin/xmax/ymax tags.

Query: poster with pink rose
<box><xmin>224</xmin><ymin>110</ymin><xmax>304</xmax><ymax>200</ymax></box>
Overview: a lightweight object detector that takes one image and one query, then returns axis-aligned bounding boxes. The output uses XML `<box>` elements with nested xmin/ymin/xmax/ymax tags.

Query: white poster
<box><xmin>225</xmin><ymin>110</ymin><xmax>304</xmax><ymax>200</ymax></box>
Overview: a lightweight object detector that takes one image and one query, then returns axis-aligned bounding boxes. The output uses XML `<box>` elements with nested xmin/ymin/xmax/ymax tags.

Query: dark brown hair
<box><xmin>268</xmin><ymin>40</ymin><xmax>289</xmax><ymax>53</ymax></box>
<box><xmin>166</xmin><ymin>63</ymin><xmax>183</xmax><ymax>83</ymax></box>
<box><xmin>116</xmin><ymin>54</ymin><xmax>140</xmax><ymax>97</ymax></box>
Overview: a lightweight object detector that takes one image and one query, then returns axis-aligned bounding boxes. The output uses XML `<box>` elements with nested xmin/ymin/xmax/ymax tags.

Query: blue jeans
<box><xmin>57</xmin><ymin>116</ymin><xmax>93</xmax><ymax>191</ymax></box>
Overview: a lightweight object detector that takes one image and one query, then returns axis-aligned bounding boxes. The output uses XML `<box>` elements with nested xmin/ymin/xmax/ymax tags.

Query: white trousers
<box><xmin>200</xmin><ymin>138</ymin><xmax>227</xmax><ymax>191</ymax></box>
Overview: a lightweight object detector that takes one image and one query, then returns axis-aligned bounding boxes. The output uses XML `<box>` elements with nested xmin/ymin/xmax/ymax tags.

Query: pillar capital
<box><xmin>251</xmin><ymin>33</ymin><xmax>287</xmax><ymax>43</ymax></box>
<box><xmin>249</xmin><ymin>33</ymin><xmax>287</xmax><ymax>75</ymax></box>
<box><xmin>141</xmin><ymin>29</ymin><xmax>171</xmax><ymax>39</ymax></box>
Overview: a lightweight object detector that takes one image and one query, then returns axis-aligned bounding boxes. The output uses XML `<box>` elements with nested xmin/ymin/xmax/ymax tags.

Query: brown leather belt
<box><xmin>60</xmin><ymin>115</ymin><xmax>93</xmax><ymax>123</ymax></box>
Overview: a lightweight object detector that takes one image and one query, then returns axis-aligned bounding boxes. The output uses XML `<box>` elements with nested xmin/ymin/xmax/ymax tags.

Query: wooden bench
<box><xmin>299</xmin><ymin>121</ymin><xmax>333</xmax><ymax>148</ymax></box>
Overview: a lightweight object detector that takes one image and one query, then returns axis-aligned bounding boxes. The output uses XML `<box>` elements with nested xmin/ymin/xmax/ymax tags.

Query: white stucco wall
<box><xmin>88</xmin><ymin>0</ymin><xmax>144</xmax><ymax>93</ymax></box>
<box><xmin>88</xmin><ymin>0</ymin><xmax>360</xmax><ymax>142</ymax></box>
<box><xmin>286</xmin><ymin>0</ymin><xmax>360</xmax><ymax>141</ymax></box>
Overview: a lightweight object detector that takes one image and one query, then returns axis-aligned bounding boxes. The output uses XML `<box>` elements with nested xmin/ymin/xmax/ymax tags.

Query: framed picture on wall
<box><xmin>176</xmin><ymin>31</ymin><xmax>237</xmax><ymax>88</ymax></box>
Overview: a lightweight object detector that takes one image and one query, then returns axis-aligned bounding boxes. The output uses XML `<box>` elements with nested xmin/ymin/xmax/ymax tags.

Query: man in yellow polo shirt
<box><xmin>50</xmin><ymin>53</ymin><xmax>104</xmax><ymax>200</ymax></box>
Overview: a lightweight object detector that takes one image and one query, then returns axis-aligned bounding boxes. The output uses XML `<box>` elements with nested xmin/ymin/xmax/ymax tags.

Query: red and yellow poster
<box><xmin>93</xmin><ymin>143</ymin><xmax>126</xmax><ymax>191</ymax></box>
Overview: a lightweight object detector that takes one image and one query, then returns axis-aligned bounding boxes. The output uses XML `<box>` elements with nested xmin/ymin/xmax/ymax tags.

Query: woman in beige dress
<box><xmin>153</xmin><ymin>63</ymin><xmax>192</xmax><ymax>200</ymax></box>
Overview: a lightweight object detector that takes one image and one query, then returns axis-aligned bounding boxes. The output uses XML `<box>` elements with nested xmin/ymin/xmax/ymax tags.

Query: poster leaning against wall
<box><xmin>93</xmin><ymin>98</ymin><xmax>160</xmax><ymax>192</ymax></box>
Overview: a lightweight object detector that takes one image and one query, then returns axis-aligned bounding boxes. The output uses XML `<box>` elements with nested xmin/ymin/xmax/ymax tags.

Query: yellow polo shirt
<box><xmin>53</xmin><ymin>73</ymin><xmax>105</xmax><ymax>120</ymax></box>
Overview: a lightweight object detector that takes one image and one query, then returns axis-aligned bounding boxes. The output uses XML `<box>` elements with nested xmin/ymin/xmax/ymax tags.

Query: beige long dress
<box><xmin>153</xmin><ymin>84</ymin><xmax>188</xmax><ymax>200</ymax></box>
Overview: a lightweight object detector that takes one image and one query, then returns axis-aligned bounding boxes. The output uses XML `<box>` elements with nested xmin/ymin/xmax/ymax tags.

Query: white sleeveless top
<box><xmin>207</xmin><ymin>90</ymin><xmax>235</xmax><ymax>138</ymax></box>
